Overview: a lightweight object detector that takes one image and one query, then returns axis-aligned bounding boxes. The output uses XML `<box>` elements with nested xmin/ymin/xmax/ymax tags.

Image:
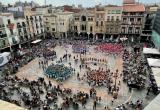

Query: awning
<box><xmin>0</xmin><ymin>100</ymin><xmax>26</xmax><ymax>110</ymax></box>
<box><xmin>31</xmin><ymin>39</ymin><xmax>42</xmax><ymax>44</ymax></box>
<box><xmin>143</xmin><ymin>93</ymin><xmax>160</xmax><ymax>110</ymax></box>
<box><xmin>147</xmin><ymin>58</ymin><xmax>160</xmax><ymax>67</ymax></box>
<box><xmin>143</xmin><ymin>48</ymin><xmax>160</xmax><ymax>55</ymax></box>
<box><xmin>151</xmin><ymin>67</ymin><xmax>160</xmax><ymax>87</ymax></box>
<box><xmin>0</xmin><ymin>52</ymin><xmax>11</xmax><ymax>67</ymax></box>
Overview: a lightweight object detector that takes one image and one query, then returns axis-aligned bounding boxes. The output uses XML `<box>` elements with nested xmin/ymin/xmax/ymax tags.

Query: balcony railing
<box><xmin>0</xmin><ymin>24</ymin><xmax>5</xmax><ymax>28</ymax></box>
<box><xmin>0</xmin><ymin>33</ymin><xmax>7</xmax><ymax>38</ymax></box>
<box><xmin>7</xmin><ymin>23</ymin><xmax>14</xmax><ymax>29</ymax></box>
<box><xmin>17</xmin><ymin>25</ymin><xmax>22</xmax><ymax>28</ymax></box>
<box><xmin>0</xmin><ymin>38</ymin><xmax>10</xmax><ymax>49</ymax></box>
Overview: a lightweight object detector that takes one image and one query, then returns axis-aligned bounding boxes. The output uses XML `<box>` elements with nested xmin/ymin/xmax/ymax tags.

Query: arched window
<box><xmin>81</xmin><ymin>16</ymin><xmax>86</xmax><ymax>21</ymax></box>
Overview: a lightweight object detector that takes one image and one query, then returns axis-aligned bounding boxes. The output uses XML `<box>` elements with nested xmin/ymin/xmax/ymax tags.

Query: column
<box><xmin>65</xmin><ymin>32</ymin><xmax>67</xmax><ymax>39</ymax></box>
<box><xmin>103</xmin><ymin>34</ymin><xmax>105</xmax><ymax>41</ymax></box>
<box><xmin>96</xmin><ymin>34</ymin><xmax>98</xmax><ymax>40</ymax></box>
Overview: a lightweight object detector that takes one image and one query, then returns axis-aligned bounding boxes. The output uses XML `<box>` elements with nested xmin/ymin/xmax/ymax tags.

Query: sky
<box><xmin>1</xmin><ymin>0</ymin><xmax>160</xmax><ymax>7</ymax></box>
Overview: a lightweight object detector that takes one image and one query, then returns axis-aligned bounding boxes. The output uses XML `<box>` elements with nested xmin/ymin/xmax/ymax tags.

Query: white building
<box><xmin>24</xmin><ymin>6</ymin><xmax>44</xmax><ymax>40</ymax></box>
<box><xmin>15</xmin><ymin>18</ymin><xmax>30</xmax><ymax>46</ymax></box>
<box><xmin>0</xmin><ymin>13</ymin><xmax>19</xmax><ymax>51</ymax></box>
<box><xmin>44</xmin><ymin>12</ymin><xmax>74</xmax><ymax>39</ymax></box>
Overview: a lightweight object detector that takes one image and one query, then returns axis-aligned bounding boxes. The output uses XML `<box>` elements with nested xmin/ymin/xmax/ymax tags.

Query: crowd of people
<box><xmin>95</xmin><ymin>43</ymin><xmax>124</xmax><ymax>55</ymax></box>
<box><xmin>45</xmin><ymin>64</ymin><xmax>73</xmax><ymax>82</ymax></box>
<box><xmin>72</xmin><ymin>41</ymin><xmax>89</xmax><ymax>54</ymax></box>
<box><xmin>0</xmin><ymin>38</ymin><xmax>157</xmax><ymax>110</ymax></box>
<box><xmin>122</xmin><ymin>49</ymin><xmax>146</xmax><ymax>90</ymax></box>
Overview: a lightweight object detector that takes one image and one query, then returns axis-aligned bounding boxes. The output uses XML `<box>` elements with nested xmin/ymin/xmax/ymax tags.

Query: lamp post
<box><xmin>112</xmin><ymin>69</ymin><xmax>119</xmax><ymax>99</ymax></box>
<box><xmin>114</xmin><ymin>69</ymin><xmax>119</xmax><ymax>91</ymax></box>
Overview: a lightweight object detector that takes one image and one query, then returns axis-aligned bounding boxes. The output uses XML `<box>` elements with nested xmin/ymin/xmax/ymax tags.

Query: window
<box><xmin>130</xmin><ymin>18</ymin><xmax>134</xmax><ymax>22</ymax></box>
<box><xmin>37</xmin><ymin>30</ymin><xmax>39</xmax><ymax>34</ymax></box>
<box><xmin>90</xmin><ymin>26</ymin><xmax>93</xmax><ymax>32</ymax></box>
<box><xmin>52</xmin><ymin>28</ymin><xmax>55</xmax><ymax>31</ymax></box>
<box><xmin>101</xmin><ymin>21</ymin><xmax>103</xmax><ymax>26</ymax></box>
<box><xmin>107</xmin><ymin>16</ymin><xmax>110</xmax><ymax>21</ymax></box>
<box><xmin>137</xmin><ymin>18</ymin><xmax>141</xmax><ymax>22</ymax></box>
<box><xmin>74</xmin><ymin>26</ymin><xmax>77</xmax><ymax>31</ymax></box>
<box><xmin>81</xmin><ymin>25</ymin><xmax>86</xmax><ymax>31</ymax></box>
<box><xmin>123</xmin><ymin>18</ymin><xmax>127</xmax><ymax>22</ymax></box>
<box><xmin>96</xmin><ymin>21</ymin><xmax>98</xmax><ymax>26</ymax></box>
<box><xmin>81</xmin><ymin>16</ymin><xmax>86</xmax><ymax>21</ymax></box>
<box><xmin>75</xmin><ymin>17</ymin><xmax>79</xmax><ymax>21</ymax></box>
<box><xmin>128</xmin><ymin>27</ymin><xmax>133</xmax><ymax>33</ymax></box>
<box><xmin>111</xmin><ymin>16</ymin><xmax>114</xmax><ymax>21</ymax></box>
<box><xmin>10</xmin><ymin>29</ymin><xmax>13</xmax><ymax>35</ymax></box>
<box><xmin>7</xmin><ymin>19</ymin><xmax>11</xmax><ymax>24</ymax></box>
<box><xmin>108</xmin><ymin>10</ymin><xmax>111</xmax><ymax>14</ymax></box>
<box><xmin>116</xmin><ymin>16</ymin><xmax>119</xmax><ymax>21</ymax></box>
<box><xmin>26</xmin><ymin>16</ymin><xmax>28</xmax><ymax>20</ymax></box>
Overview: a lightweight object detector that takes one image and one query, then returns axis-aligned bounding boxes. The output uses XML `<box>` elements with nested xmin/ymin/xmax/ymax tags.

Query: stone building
<box><xmin>73</xmin><ymin>9</ymin><xmax>95</xmax><ymax>41</ymax></box>
<box><xmin>15</xmin><ymin>18</ymin><xmax>29</xmax><ymax>47</ymax></box>
<box><xmin>105</xmin><ymin>5</ymin><xmax>122</xmax><ymax>41</ymax></box>
<box><xmin>121</xmin><ymin>2</ymin><xmax>145</xmax><ymax>42</ymax></box>
<box><xmin>0</xmin><ymin>13</ymin><xmax>20</xmax><ymax>52</ymax></box>
<box><xmin>43</xmin><ymin>12</ymin><xmax>74</xmax><ymax>39</ymax></box>
<box><xmin>24</xmin><ymin>6</ymin><xmax>44</xmax><ymax>40</ymax></box>
<box><xmin>94</xmin><ymin>5</ymin><xmax>105</xmax><ymax>41</ymax></box>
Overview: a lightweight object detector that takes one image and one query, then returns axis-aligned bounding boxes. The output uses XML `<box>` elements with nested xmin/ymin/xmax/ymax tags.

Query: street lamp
<box><xmin>113</xmin><ymin>69</ymin><xmax>119</xmax><ymax>91</ymax></box>
<box><xmin>113</xmin><ymin>69</ymin><xmax>119</xmax><ymax>99</ymax></box>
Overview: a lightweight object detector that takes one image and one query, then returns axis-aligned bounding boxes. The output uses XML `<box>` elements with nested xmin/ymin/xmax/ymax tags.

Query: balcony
<box><xmin>35</xmin><ymin>19</ymin><xmax>38</xmax><ymax>22</ymax></box>
<box><xmin>0</xmin><ymin>38</ymin><xmax>10</xmax><ymax>49</ymax></box>
<box><xmin>30</xmin><ymin>17</ymin><xmax>33</xmax><ymax>21</ymax></box>
<box><xmin>36</xmin><ymin>25</ymin><xmax>39</xmax><ymax>28</ymax></box>
<box><xmin>22</xmin><ymin>23</ymin><xmax>26</xmax><ymax>27</ymax></box>
<box><xmin>7</xmin><ymin>23</ymin><xmax>14</xmax><ymax>29</ymax></box>
<box><xmin>39</xmin><ymin>18</ymin><xmax>42</xmax><ymax>21</ymax></box>
<box><xmin>11</xmin><ymin>37</ymin><xmax>19</xmax><ymax>45</ymax></box>
<box><xmin>0</xmin><ymin>33</ymin><xmax>7</xmax><ymax>38</ymax></box>
<box><xmin>17</xmin><ymin>24</ymin><xmax>22</xmax><ymax>28</ymax></box>
<box><xmin>0</xmin><ymin>24</ymin><xmax>5</xmax><ymax>29</ymax></box>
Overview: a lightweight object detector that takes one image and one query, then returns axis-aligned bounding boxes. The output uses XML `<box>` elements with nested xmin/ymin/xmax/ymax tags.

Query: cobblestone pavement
<box><xmin>16</xmin><ymin>45</ymin><xmax>155</xmax><ymax>110</ymax></box>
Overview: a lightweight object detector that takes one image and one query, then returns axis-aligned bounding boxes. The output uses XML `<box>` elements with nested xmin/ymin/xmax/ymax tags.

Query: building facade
<box><xmin>121</xmin><ymin>3</ymin><xmax>145</xmax><ymax>42</ymax></box>
<box><xmin>73</xmin><ymin>10</ymin><xmax>95</xmax><ymax>40</ymax></box>
<box><xmin>0</xmin><ymin>13</ymin><xmax>20</xmax><ymax>51</ymax></box>
<box><xmin>43</xmin><ymin>12</ymin><xmax>74</xmax><ymax>39</ymax></box>
<box><xmin>140</xmin><ymin>5</ymin><xmax>159</xmax><ymax>43</ymax></box>
<box><xmin>15</xmin><ymin>18</ymin><xmax>30</xmax><ymax>47</ymax></box>
<box><xmin>94</xmin><ymin>5</ymin><xmax>105</xmax><ymax>40</ymax></box>
<box><xmin>105</xmin><ymin>5</ymin><xmax>122</xmax><ymax>41</ymax></box>
<box><xmin>152</xmin><ymin>8</ymin><xmax>160</xmax><ymax>49</ymax></box>
<box><xmin>24</xmin><ymin>6</ymin><xmax>44</xmax><ymax>40</ymax></box>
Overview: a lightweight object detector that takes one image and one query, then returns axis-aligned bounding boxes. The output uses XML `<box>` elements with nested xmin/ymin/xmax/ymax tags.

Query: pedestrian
<box><xmin>93</xmin><ymin>100</ymin><xmax>97</xmax><ymax>110</ymax></box>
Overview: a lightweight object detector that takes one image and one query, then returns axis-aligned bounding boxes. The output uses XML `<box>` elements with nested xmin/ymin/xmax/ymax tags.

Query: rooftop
<box><xmin>123</xmin><ymin>4</ymin><xmax>145</xmax><ymax>12</ymax></box>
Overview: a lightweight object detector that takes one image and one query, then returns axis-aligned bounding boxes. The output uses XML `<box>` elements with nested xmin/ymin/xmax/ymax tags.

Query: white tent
<box><xmin>143</xmin><ymin>93</ymin><xmax>160</xmax><ymax>110</ymax></box>
<box><xmin>0</xmin><ymin>52</ymin><xmax>11</xmax><ymax>67</ymax></box>
<box><xmin>31</xmin><ymin>39</ymin><xmax>42</xmax><ymax>44</ymax></box>
<box><xmin>143</xmin><ymin>48</ymin><xmax>160</xmax><ymax>55</ymax></box>
<box><xmin>151</xmin><ymin>67</ymin><xmax>160</xmax><ymax>87</ymax></box>
<box><xmin>147</xmin><ymin>58</ymin><xmax>160</xmax><ymax>67</ymax></box>
<box><xmin>0</xmin><ymin>100</ymin><xmax>26</xmax><ymax>110</ymax></box>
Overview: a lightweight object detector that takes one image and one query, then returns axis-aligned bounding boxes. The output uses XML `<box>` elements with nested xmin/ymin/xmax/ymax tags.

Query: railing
<box><xmin>7</xmin><ymin>23</ymin><xmax>14</xmax><ymax>29</ymax></box>
<box><xmin>0</xmin><ymin>24</ymin><xmax>5</xmax><ymax>28</ymax></box>
<box><xmin>0</xmin><ymin>33</ymin><xmax>7</xmax><ymax>38</ymax></box>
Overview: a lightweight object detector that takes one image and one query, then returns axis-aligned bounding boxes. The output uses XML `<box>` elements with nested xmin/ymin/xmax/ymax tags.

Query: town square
<box><xmin>0</xmin><ymin>0</ymin><xmax>160</xmax><ymax>110</ymax></box>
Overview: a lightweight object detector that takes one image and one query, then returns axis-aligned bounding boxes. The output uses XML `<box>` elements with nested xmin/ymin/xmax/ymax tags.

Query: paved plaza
<box><xmin>15</xmin><ymin>44</ymin><xmax>155</xmax><ymax>110</ymax></box>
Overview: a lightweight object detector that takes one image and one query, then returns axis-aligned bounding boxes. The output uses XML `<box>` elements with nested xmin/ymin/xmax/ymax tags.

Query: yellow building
<box><xmin>24</xmin><ymin>6</ymin><xmax>44</xmax><ymax>40</ymax></box>
<box><xmin>73</xmin><ymin>9</ymin><xmax>95</xmax><ymax>41</ymax></box>
<box><xmin>44</xmin><ymin>12</ymin><xmax>74</xmax><ymax>39</ymax></box>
